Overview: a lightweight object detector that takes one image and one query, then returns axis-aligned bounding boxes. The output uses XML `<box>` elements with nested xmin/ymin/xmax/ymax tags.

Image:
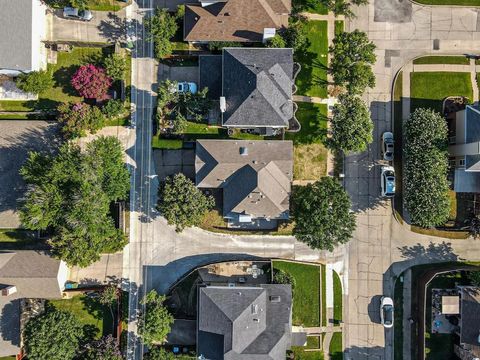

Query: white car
<box><xmin>381</xmin><ymin>166</ymin><xmax>395</xmax><ymax>198</ymax></box>
<box><xmin>63</xmin><ymin>7</ymin><xmax>93</xmax><ymax>21</ymax></box>
<box><xmin>380</xmin><ymin>296</ymin><xmax>394</xmax><ymax>328</ymax></box>
<box><xmin>171</xmin><ymin>82</ymin><xmax>197</xmax><ymax>94</ymax></box>
<box><xmin>382</xmin><ymin>132</ymin><xmax>394</xmax><ymax>161</ymax></box>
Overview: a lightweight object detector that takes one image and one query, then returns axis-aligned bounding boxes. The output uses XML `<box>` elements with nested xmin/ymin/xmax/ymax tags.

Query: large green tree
<box><xmin>138</xmin><ymin>290</ymin><xmax>174</xmax><ymax>346</ymax></box>
<box><xmin>57</xmin><ymin>102</ymin><xmax>105</xmax><ymax>139</ymax></box>
<box><xmin>103</xmin><ymin>54</ymin><xmax>127</xmax><ymax>81</ymax></box>
<box><xmin>145</xmin><ymin>8</ymin><xmax>178</xmax><ymax>59</ymax></box>
<box><xmin>16</xmin><ymin>69</ymin><xmax>54</xmax><ymax>95</ymax></box>
<box><xmin>404</xmin><ymin>108</ymin><xmax>450</xmax><ymax>227</ymax></box>
<box><xmin>145</xmin><ymin>347</ymin><xmax>195</xmax><ymax>360</ymax></box>
<box><xmin>293</xmin><ymin>177</ymin><xmax>356</xmax><ymax>251</ymax></box>
<box><xmin>23</xmin><ymin>308</ymin><xmax>83</xmax><ymax>360</ymax></box>
<box><xmin>329</xmin><ymin>30</ymin><xmax>376</xmax><ymax>94</ymax></box>
<box><xmin>158</xmin><ymin>173</ymin><xmax>214</xmax><ymax>232</ymax></box>
<box><xmin>328</xmin><ymin>93</ymin><xmax>373</xmax><ymax>153</ymax></box>
<box><xmin>84</xmin><ymin>335</ymin><xmax>122</xmax><ymax>360</ymax></box>
<box><xmin>20</xmin><ymin>137</ymin><xmax>129</xmax><ymax>267</ymax></box>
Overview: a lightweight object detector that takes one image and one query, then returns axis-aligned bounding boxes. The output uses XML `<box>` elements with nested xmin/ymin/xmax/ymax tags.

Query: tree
<box><xmin>57</xmin><ymin>102</ymin><xmax>105</xmax><ymax>138</ymax></box>
<box><xmin>329</xmin><ymin>30</ymin><xmax>376</xmax><ymax>95</ymax></box>
<box><xmin>138</xmin><ymin>290</ymin><xmax>174</xmax><ymax>346</ymax></box>
<box><xmin>281</xmin><ymin>18</ymin><xmax>308</xmax><ymax>52</ymax></box>
<box><xmin>293</xmin><ymin>177</ymin><xmax>356</xmax><ymax>251</ymax></box>
<box><xmin>469</xmin><ymin>271</ymin><xmax>480</xmax><ymax>287</ymax></box>
<box><xmin>145</xmin><ymin>8</ymin><xmax>178</xmax><ymax>59</ymax></box>
<box><xmin>207</xmin><ymin>41</ymin><xmax>242</xmax><ymax>52</ymax></box>
<box><xmin>468</xmin><ymin>215</ymin><xmax>480</xmax><ymax>239</ymax></box>
<box><xmin>71</xmin><ymin>64</ymin><xmax>112</xmax><ymax>100</ymax></box>
<box><xmin>318</xmin><ymin>0</ymin><xmax>368</xmax><ymax>17</ymax></box>
<box><xmin>266</xmin><ymin>34</ymin><xmax>287</xmax><ymax>48</ymax></box>
<box><xmin>19</xmin><ymin>137</ymin><xmax>130</xmax><ymax>267</ymax></box>
<box><xmin>144</xmin><ymin>347</ymin><xmax>196</xmax><ymax>360</ymax></box>
<box><xmin>98</xmin><ymin>285</ymin><xmax>117</xmax><ymax>333</ymax></box>
<box><xmin>16</xmin><ymin>70</ymin><xmax>53</xmax><ymax>95</ymax></box>
<box><xmin>404</xmin><ymin>108</ymin><xmax>450</xmax><ymax>228</ymax></box>
<box><xmin>23</xmin><ymin>308</ymin><xmax>83</xmax><ymax>360</ymax></box>
<box><xmin>84</xmin><ymin>335</ymin><xmax>122</xmax><ymax>360</ymax></box>
<box><xmin>272</xmin><ymin>269</ymin><xmax>296</xmax><ymax>290</ymax></box>
<box><xmin>158</xmin><ymin>174</ymin><xmax>214</xmax><ymax>232</ymax></box>
<box><xmin>327</xmin><ymin>93</ymin><xmax>373</xmax><ymax>153</ymax></box>
<box><xmin>104</xmin><ymin>54</ymin><xmax>126</xmax><ymax>81</ymax></box>
<box><xmin>102</xmin><ymin>99</ymin><xmax>125</xmax><ymax>118</ymax></box>
<box><xmin>172</xmin><ymin>112</ymin><xmax>187</xmax><ymax>134</ymax></box>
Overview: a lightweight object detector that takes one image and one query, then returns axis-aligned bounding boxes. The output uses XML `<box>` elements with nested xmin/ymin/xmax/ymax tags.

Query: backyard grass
<box><xmin>295</xmin><ymin>21</ymin><xmax>328</xmax><ymax>99</ymax></box>
<box><xmin>332</xmin><ymin>270</ymin><xmax>342</xmax><ymax>325</ymax></box>
<box><xmin>287</xmin><ymin>103</ymin><xmax>328</xmax><ymax>180</ymax></box>
<box><xmin>329</xmin><ymin>332</ymin><xmax>343</xmax><ymax>360</ymax></box>
<box><xmin>292</xmin><ymin>0</ymin><xmax>328</xmax><ymax>14</ymax></box>
<box><xmin>394</xmin><ymin>276</ymin><xmax>404</xmax><ymax>360</ymax></box>
<box><xmin>413</xmin><ymin>56</ymin><xmax>470</xmax><ymax>65</ymax></box>
<box><xmin>49</xmin><ymin>294</ymin><xmax>114</xmax><ymax>339</ymax></box>
<box><xmin>334</xmin><ymin>20</ymin><xmax>344</xmax><ymax>36</ymax></box>
<box><xmin>410</xmin><ymin>72</ymin><xmax>473</xmax><ymax>113</ymax></box>
<box><xmin>272</xmin><ymin>261</ymin><xmax>321</xmax><ymax>327</ymax></box>
<box><xmin>414</xmin><ymin>0</ymin><xmax>480</xmax><ymax>5</ymax></box>
<box><xmin>290</xmin><ymin>347</ymin><xmax>325</xmax><ymax>359</ymax></box>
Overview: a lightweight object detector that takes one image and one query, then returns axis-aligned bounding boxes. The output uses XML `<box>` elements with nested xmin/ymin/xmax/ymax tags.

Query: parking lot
<box><xmin>0</xmin><ymin>121</ymin><xmax>60</xmax><ymax>228</ymax></box>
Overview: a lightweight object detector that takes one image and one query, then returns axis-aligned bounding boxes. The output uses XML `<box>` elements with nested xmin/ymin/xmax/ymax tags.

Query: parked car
<box><xmin>171</xmin><ymin>82</ymin><xmax>197</xmax><ymax>94</ymax></box>
<box><xmin>381</xmin><ymin>166</ymin><xmax>395</xmax><ymax>198</ymax></box>
<box><xmin>382</xmin><ymin>132</ymin><xmax>394</xmax><ymax>161</ymax></box>
<box><xmin>380</xmin><ymin>296</ymin><xmax>394</xmax><ymax>328</ymax></box>
<box><xmin>63</xmin><ymin>7</ymin><xmax>93</xmax><ymax>21</ymax></box>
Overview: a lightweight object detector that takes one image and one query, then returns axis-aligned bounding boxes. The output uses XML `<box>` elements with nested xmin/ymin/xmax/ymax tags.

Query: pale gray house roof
<box><xmin>197</xmin><ymin>284</ymin><xmax>292</xmax><ymax>360</ymax></box>
<box><xmin>195</xmin><ymin>140</ymin><xmax>293</xmax><ymax>219</ymax></box>
<box><xmin>460</xmin><ymin>287</ymin><xmax>480</xmax><ymax>357</ymax></box>
<box><xmin>465</xmin><ymin>106</ymin><xmax>480</xmax><ymax>171</ymax></box>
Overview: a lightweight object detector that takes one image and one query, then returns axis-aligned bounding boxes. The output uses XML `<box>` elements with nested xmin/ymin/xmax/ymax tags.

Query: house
<box><xmin>454</xmin><ymin>287</ymin><xmax>480</xmax><ymax>359</ymax></box>
<box><xmin>448</xmin><ymin>105</ymin><xmax>480</xmax><ymax>192</ymax></box>
<box><xmin>184</xmin><ymin>0</ymin><xmax>290</xmax><ymax>43</ymax></box>
<box><xmin>195</xmin><ymin>139</ymin><xmax>293</xmax><ymax>228</ymax></box>
<box><xmin>0</xmin><ymin>251</ymin><xmax>68</xmax><ymax>357</ymax></box>
<box><xmin>199</xmin><ymin>48</ymin><xmax>296</xmax><ymax>133</ymax></box>
<box><xmin>197</xmin><ymin>284</ymin><xmax>294</xmax><ymax>359</ymax></box>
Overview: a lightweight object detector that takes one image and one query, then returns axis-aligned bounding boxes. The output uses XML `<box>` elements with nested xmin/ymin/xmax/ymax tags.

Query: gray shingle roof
<box><xmin>460</xmin><ymin>287</ymin><xmax>480</xmax><ymax>353</ymax></box>
<box><xmin>199</xmin><ymin>55</ymin><xmax>223</xmax><ymax>99</ymax></box>
<box><xmin>197</xmin><ymin>284</ymin><xmax>292</xmax><ymax>360</ymax></box>
<box><xmin>195</xmin><ymin>140</ymin><xmax>293</xmax><ymax>219</ymax></box>
<box><xmin>464</xmin><ymin>106</ymin><xmax>480</xmax><ymax>171</ymax></box>
<box><xmin>0</xmin><ymin>0</ymin><xmax>36</xmax><ymax>72</ymax></box>
<box><xmin>221</xmin><ymin>48</ymin><xmax>294</xmax><ymax>128</ymax></box>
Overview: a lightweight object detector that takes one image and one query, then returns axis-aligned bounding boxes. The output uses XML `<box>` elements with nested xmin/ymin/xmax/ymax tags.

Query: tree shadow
<box><xmin>98</xmin><ymin>12</ymin><xmax>127</xmax><ymax>43</ymax></box>
<box><xmin>397</xmin><ymin>241</ymin><xmax>461</xmax><ymax>263</ymax></box>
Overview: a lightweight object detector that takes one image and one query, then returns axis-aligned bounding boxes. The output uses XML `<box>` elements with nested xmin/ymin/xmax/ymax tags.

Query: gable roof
<box><xmin>197</xmin><ymin>284</ymin><xmax>292</xmax><ymax>360</ymax></box>
<box><xmin>460</xmin><ymin>287</ymin><xmax>480</xmax><ymax>357</ymax></box>
<box><xmin>195</xmin><ymin>140</ymin><xmax>293</xmax><ymax>219</ymax></box>
<box><xmin>184</xmin><ymin>0</ymin><xmax>290</xmax><ymax>42</ymax></box>
<box><xmin>221</xmin><ymin>48</ymin><xmax>294</xmax><ymax>128</ymax></box>
<box><xmin>464</xmin><ymin>106</ymin><xmax>480</xmax><ymax>171</ymax></box>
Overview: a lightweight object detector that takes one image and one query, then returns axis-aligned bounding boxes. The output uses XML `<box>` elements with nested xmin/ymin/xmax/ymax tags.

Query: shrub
<box><xmin>58</xmin><ymin>102</ymin><xmax>105</xmax><ymax>138</ymax></box>
<box><xmin>273</xmin><ymin>269</ymin><xmax>296</xmax><ymax>290</ymax></box>
<box><xmin>103</xmin><ymin>54</ymin><xmax>126</xmax><ymax>81</ymax></box>
<box><xmin>71</xmin><ymin>64</ymin><xmax>112</xmax><ymax>100</ymax></box>
<box><xmin>102</xmin><ymin>99</ymin><xmax>124</xmax><ymax>119</ymax></box>
<box><xmin>16</xmin><ymin>70</ymin><xmax>54</xmax><ymax>95</ymax></box>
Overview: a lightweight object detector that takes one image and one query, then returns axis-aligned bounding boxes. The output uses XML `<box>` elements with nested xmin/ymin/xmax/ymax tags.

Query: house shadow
<box><xmin>0</xmin><ymin>298</ymin><xmax>21</xmax><ymax>349</ymax></box>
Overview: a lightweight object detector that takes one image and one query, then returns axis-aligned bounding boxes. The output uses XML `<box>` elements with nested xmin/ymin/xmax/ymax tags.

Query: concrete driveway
<box><xmin>48</xmin><ymin>9</ymin><xmax>126</xmax><ymax>43</ymax></box>
<box><xmin>0</xmin><ymin>121</ymin><xmax>60</xmax><ymax>228</ymax></box>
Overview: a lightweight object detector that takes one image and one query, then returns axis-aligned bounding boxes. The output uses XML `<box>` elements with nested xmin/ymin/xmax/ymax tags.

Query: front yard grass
<box><xmin>410</xmin><ymin>72</ymin><xmax>473</xmax><ymax>113</ymax></box>
<box><xmin>0</xmin><ymin>229</ymin><xmax>45</xmax><ymax>250</ymax></box>
<box><xmin>295</xmin><ymin>20</ymin><xmax>328</xmax><ymax>99</ymax></box>
<box><xmin>287</xmin><ymin>103</ymin><xmax>328</xmax><ymax>180</ymax></box>
<box><xmin>413</xmin><ymin>56</ymin><xmax>470</xmax><ymax>65</ymax></box>
<box><xmin>334</xmin><ymin>20</ymin><xmax>344</xmax><ymax>36</ymax></box>
<box><xmin>329</xmin><ymin>332</ymin><xmax>343</xmax><ymax>360</ymax></box>
<box><xmin>272</xmin><ymin>261</ymin><xmax>321</xmax><ymax>327</ymax></box>
<box><xmin>333</xmin><ymin>270</ymin><xmax>342</xmax><ymax>325</ymax></box>
<box><xmin>292</xmin><ymin>0</ymin><xmax>328</xmax><ymax>14</ymax></box>
<box><xmin>306</xmin><ymin>335</ymin><xmax>321</xmax><ymax>349</ymax></box>
<box><xmin>290</xmin><ymin>347</ymin><xmax>325</xmax><ymax>359</ymax></box>
<box><xmin>49</xmin><ymin>294</ymin><xmax>114</xmax><ymax>339</ymax></box>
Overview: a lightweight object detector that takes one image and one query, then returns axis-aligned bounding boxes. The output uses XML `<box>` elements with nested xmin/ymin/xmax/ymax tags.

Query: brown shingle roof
<box><xmin>184</xmin><ymin>0</ymin><xmax>290</xmax><ymax>42</ymax></box>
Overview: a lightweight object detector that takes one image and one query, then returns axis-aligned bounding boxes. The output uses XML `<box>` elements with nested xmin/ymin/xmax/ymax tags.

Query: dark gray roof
<box><xmin>464</xmin><ymin>106</ymin><xmax>480</xmax><ymax>171</ymax></box>
<box><xmin>199</xmin><ymin>55</ymin><xmax>223</xmax><ymax>99</ymax></box>
<box><xmin>460</xmin><ymin>287</ymin><xmax>480</xmax><ymax>348</ymax></box>
<box><xmin>195</xmin><ymin>140</ymin><xmax>293</xmax><ymax>219</ymax></box>
<box><xmin>221</xmin><ymin>48</ymin><xmax>294</xmax><ymax>128</ymax></box>
<box><xmin>0</xmin><ymin>0</ymin><xmax>37</xmax><ymax>72</ymax></box>
<box><xmin>454</xmin><ymin>169</ymin><xmax>480</xmax><ymax>193</ymax></box>
<box><xmin>197</xmin><ymin>284</ymin><xmax>292</xmax><ymax>360</ymax></box>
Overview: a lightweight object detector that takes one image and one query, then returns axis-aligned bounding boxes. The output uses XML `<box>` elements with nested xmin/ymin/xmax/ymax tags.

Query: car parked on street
<box><xmin>171</xmin><ymin>82</ymin><xmax>197</xmax><ymax>94</ymax></box>
<box><xmin>381</xmin><ymin>166</ymin><xmax>395</xmax><ymax>198</ymax></box>
<box><xmin>63</xmin><ymin>7</ymin><xmax>93</xmax><ymax>21</ymax></box>
<box><xmin>380</xmin><ymin>296</ymin><xmax>394</xmax><ymax>328</ymax></box>
<box><xmin>382</xmin><ymin>132</ymin><xmax>394</xmax><ymax>161</ymax></box>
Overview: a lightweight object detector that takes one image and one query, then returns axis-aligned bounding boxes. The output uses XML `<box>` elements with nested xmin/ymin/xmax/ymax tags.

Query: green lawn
<box><xmin>287</xmin><ymin>103</ymin><xmax>328</xmax><ymax>180</ymax></box>
<box><xmin>290</xmin><ymin>347</ymin><xmax>324</xmax><ymax>359</ymax></box>
<box><xmin>334</xmin><ymin>20</ymin><xmax>344</xmax><ymax>36</ymax></box>
<box><xmin>413</xmin><ymin>56</ymin><xmax>470</xmax><ymax>65</ymax></box>
<box><xmin>414</xmin><ymin>0</ymin><xmax>480</xmax><ymax>5</ymax></box>
<box><xmin>49</xmin><ymin>294</ymin><xmax>114</xmax><ymax>340</ymax></box>
<box><xmin>410</xmin><ymin>72</ymin><xmax>473</xmax><ymax>113</ymax></box>
<box><xmin>332</xmin><ymin>270</ymin><xmax>342</xmax><ymax>325</ymax></box>
<box><xmin>329</xmin><ymin>332</ymin><xmax>343</xmax><ymax>360</ymax></box>
<box><xmin>0</xmin><ymin>356</ymin><xmax>16</xmax><ymax>360</ymax></box>
<box><xmin>152</xmin><ymin>136</ymin><xmax>183</xmax><ymax>149</ymax></box>
<box><xmin>45</xmin><ymin>0</ymin><xmax>127</xmax><ymax>11</ymax></box>
<box><xmin>292</xmin><ymin>0</ymin><xmax>328</xmax><ymax>14</ymax></box>
<box><xmin>306</xmin><ymin>335</ymin><xmax>321</xmax><ymax>349</ymax></box>
<box><xmin>0</xmin><ymin>229</ymin><xmax>45</xmax><ymax>250</ymax></box>
<box><xmin>295</xmin><ymin>21</ymin><xmax>328</xmax><ymax>99</ymax></box>
<box><xmin>321</xmin><ymin>264</ymin><xmax>326</xmax><ymax>327</ymax></box>
<box><xmin>272</xmin><ymin>261</ymin><xmax>321</xmax><ymax>327</ymax></box>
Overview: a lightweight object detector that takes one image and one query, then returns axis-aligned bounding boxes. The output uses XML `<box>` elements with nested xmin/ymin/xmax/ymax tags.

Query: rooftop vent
<box><xmin>240</xmin><ymin>147</ymin><xmax>248</xmax><ymax>156</ymax></box>
<box><xmin>219</xmin><ymin>97</ymin><xmax>226</xmax><ymax>112</ymax></box>
<box><xmin>253</xmin><ymin>318</ymin><xmax>260</xmax><ymax>323</ymax></box>
<box><xmin>251</xmin><ymin>304</ymin><xmax>258</xmax><ymax>314</ymax></box>
<box><xmin>269</xmin><ymin>295</ymin><xmax>281</xmax><ymax>303</ymax></box>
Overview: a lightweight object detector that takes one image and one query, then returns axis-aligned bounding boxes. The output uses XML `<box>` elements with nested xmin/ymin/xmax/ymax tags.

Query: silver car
<box><xmin>63</xmin><ymin>7</ymin><xmax>93</xmax><ymax>21</ymax></box>
<box><xmin>382</xmin><ymin>132</ymin><xmax>394</xmax><ymax>161</ymax></box>
<box><xmin>380</xmin><ymin>296</ymin><xmax>394</xmax><ymax>328</ymax></box>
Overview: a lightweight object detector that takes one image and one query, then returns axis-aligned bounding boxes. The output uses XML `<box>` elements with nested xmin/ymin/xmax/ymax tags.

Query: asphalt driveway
<box><xmin>0</xmin><ymin>121</ymin><xmax>60</xmax><ymax>228</ymax></box>
<box><xmin>48</xmin><ymin>9</ymin><xmax>126</xmax><ymax>43</ymax></box>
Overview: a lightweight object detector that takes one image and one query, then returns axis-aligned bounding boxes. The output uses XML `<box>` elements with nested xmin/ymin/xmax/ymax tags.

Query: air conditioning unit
<box><xmin>2</xmin><ymin>285</ymin><xmax>17</xmax><ymax>296</ymax></box>
<box><xmin>262</xmin><ymin>28</ymin><xmax>276</xmax><ymax>43</ymax></box>
<box><xmin>220</xmin><ymin>97</ymin><xmax>226</xmax><ymax>112</ymax></box>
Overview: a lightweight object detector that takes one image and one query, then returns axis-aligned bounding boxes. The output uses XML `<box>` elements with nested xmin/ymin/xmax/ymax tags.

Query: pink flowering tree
<box><xmin>71</xmin><ymin>64</ymin><xmax>112</xmax><ymax>100</ymax></box>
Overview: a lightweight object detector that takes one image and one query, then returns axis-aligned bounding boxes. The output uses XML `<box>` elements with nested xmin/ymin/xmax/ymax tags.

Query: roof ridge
<box><xmin>257</xmin><ymin>0</ymin><xmax>283</xmax><ymax>27</ymax></box>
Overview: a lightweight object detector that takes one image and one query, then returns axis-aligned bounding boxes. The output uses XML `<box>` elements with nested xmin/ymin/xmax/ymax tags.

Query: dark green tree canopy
<box><xmin>157</xmin><ymin>173</ymin><xmax>214</xmax><ymax>232</ymax></box>
<box><xmin>328</xmin><ymin>93</ymin><xmax>373</xmax><ymax>153</ymax></box>
<box><xmin>145</xmin><ymin>8</ymin><xmax>178</xmax><ymax>59</ymax></box>
<box><xmin>84</xmin><ymin>335</ymin><xmax>122</xmax><ymax>360</ymax></box>
<box><xmin>104</xmin><ymin>54</ymin><xmax>127</xmax><ymax>81</ymax></box>
<box><xmin>329</xmin><ymin>30</ymin><xmax>376</xmax><ymax>95</ymax></box>
<box><xmin>404</xmin><ymin>108</ymin><xmax>450</xmax><ymax>227</ymax></box>
<box><xmin>16</xmin><ymin>69</ymin><xmax>54</xmax><ymax>95</ymax></box>
<box><xmin>293</xmin><ymin>177</ymin><xmax>356</xmax><ymax>251</ymax></box>
<box><xmin>20</xmin><ymin>136</ymin><xmax>129</xmax><ymax>266</ymax></box>
<box><xmin>138</xmin><ymin>290</ymin><xmax>174</xmax><ymax>346</ymax></box>
<box><xmin>24</xmin><ymin>308</ymin><xmax>83</xmax><ymax>360</ymax></box>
